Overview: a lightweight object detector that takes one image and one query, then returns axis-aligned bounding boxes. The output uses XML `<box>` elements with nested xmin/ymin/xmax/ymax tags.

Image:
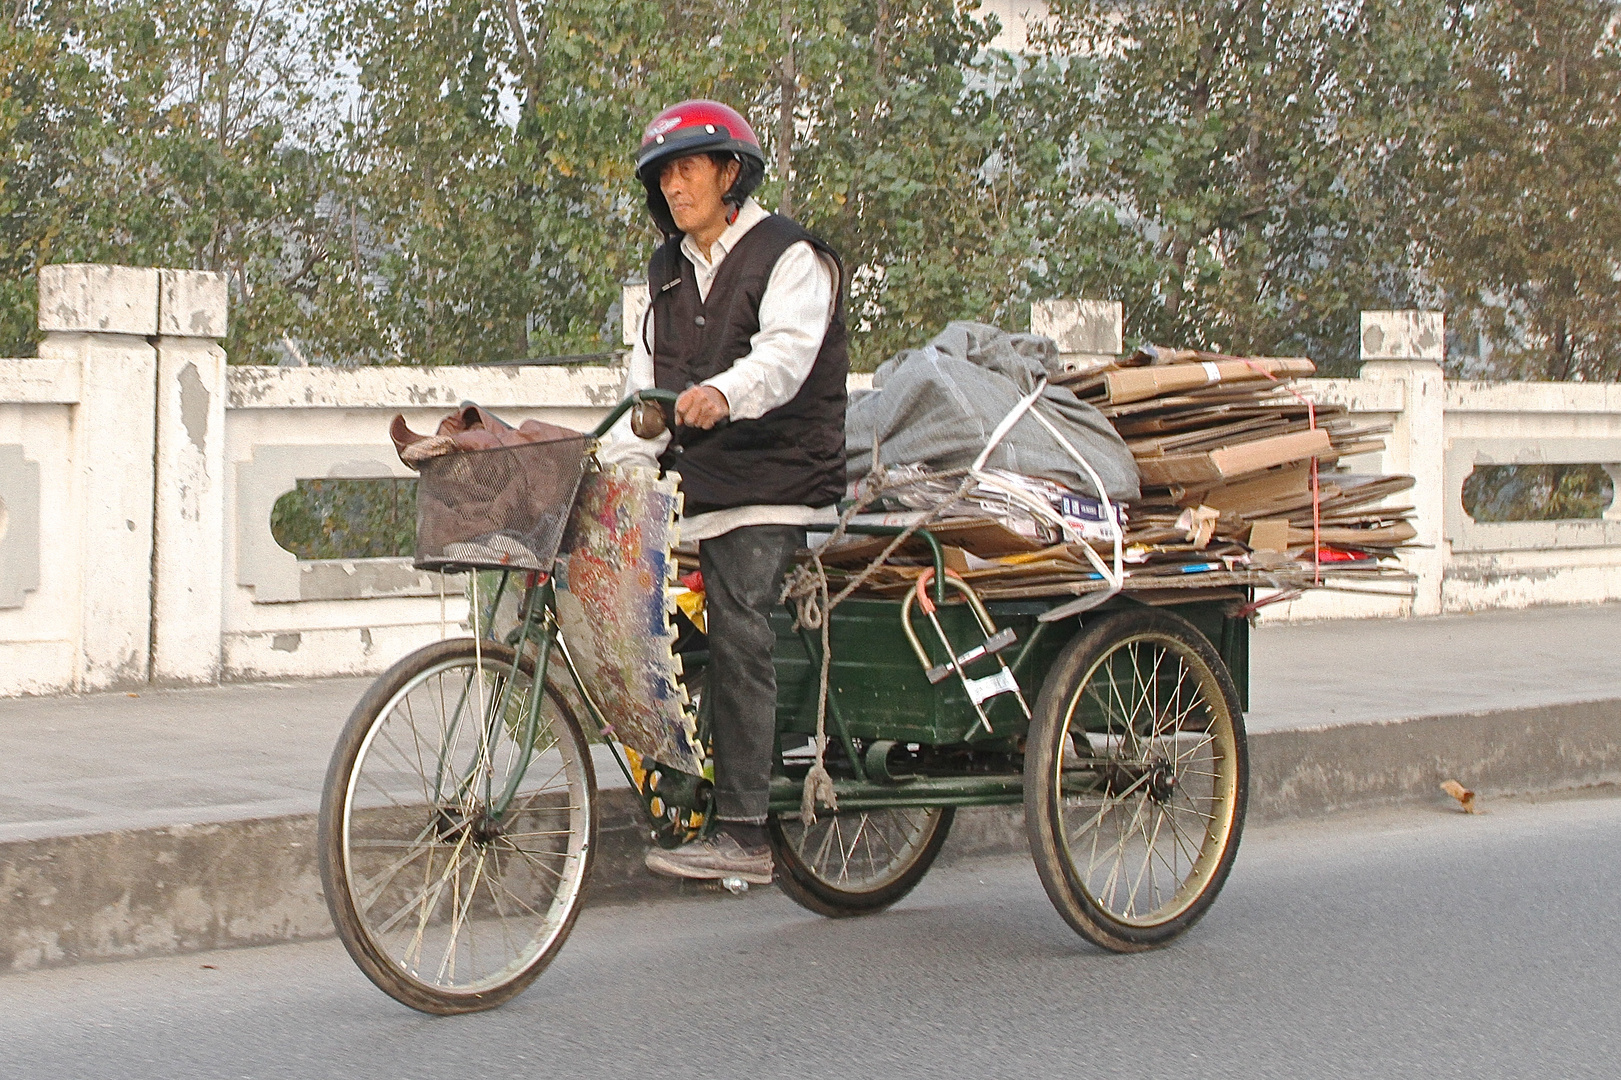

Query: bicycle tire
<box><xmin>318</xmin><ymin>637</ymin><xmax>596</xmax><ymax>1013</ymax></box>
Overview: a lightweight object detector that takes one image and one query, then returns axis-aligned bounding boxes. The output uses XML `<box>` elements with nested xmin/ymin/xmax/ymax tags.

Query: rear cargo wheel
<box><xmin>770</xmin><ymin>806</ymin><xmax>953</xmax><ymax>917</ymax></box>
<box><xmin>1025</xmin><ymin>608</ymin><xmax>1247</xmax><ymax>951</ymax></box>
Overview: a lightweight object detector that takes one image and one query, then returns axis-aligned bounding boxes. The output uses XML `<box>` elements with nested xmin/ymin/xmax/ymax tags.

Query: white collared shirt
<box><xmin>600</xmin><ymin>197</ymin><xmax>840</xmax><ymax>541</ymax></box>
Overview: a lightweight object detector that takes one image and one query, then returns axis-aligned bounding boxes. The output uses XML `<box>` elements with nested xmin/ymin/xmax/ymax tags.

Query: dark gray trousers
<box><xmin>698</xmin><ymin>524</ymin><xmax>805</xmax><ymax>823</ymax></box>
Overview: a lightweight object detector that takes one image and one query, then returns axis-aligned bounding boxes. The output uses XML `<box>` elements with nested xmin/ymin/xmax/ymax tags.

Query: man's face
<box><xmin>658</xmin><ymin>153</ymin><xmax>739</xmax><ymax>236</ymax></box>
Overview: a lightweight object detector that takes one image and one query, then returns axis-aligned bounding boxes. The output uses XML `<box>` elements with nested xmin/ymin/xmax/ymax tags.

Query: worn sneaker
<box><xmin>644</xmin><ymin>833</ymin><xmax>774</xmax><ymax>885</ymax></box>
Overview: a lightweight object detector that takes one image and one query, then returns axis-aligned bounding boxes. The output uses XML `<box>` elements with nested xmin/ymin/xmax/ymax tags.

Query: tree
<box><xmin>781</xmin><ymin>0</ymin><xmax>1049</xmax><ymax>364</ymax></box>
<box><xmin>0</xmin><ymin>4</ymin><xmax>111</xmax><ymax>353</ymax></box>
<box><xmin>29</xmin><ymin>0</ymin><xmax>1617</xmax><ymax>385</ymax></box>
<box><xmin>0</xmin><ymin>0</ymin><xmax>333</xmax><ymax>362</ymax></box>
<box><xmin>1029</xmin><ymin>0</ymin><xmax>1450</xmax><ymax>372</ymax></box>
<box><xmin>1420</xmin><ymin>0</ymin><xmax>1621</xmax><ymax>381</ymax></box>
<box><xmin>316</xmin><ymin>0</ymin><xmax>1065</xmax><ymax>368</ymax></box>
<box><xmin>317</xmin><ymin>0</ymin><xmax>766</xmax><ymax>365</ymax></box>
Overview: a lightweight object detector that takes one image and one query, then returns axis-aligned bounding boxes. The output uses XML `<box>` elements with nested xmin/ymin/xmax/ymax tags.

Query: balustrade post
<box><xmin>152</xmin><ymin>270</ymin><xmax>229</xmax><ymax>683</ymax></box>
<box><xmin>1031</xmin><ymin>299</ymin><xmax>1123</xmax><ymax>373</ymax></box>
<box><xmin>37</xmin><ymin>265</ymin><xmax>160</xmax><ymax>689</ymax></box>
<box><xmin>1359</xmin><ymin>311</ymin><xmax>1446</xmax><ymax>617</ymax></box>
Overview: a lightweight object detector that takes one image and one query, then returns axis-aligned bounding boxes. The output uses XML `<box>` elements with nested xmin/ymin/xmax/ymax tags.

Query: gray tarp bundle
<box><xmin>846</xmin><ymin>321</ymin><xmax>1141</xmax><ymax>501</ymax></box>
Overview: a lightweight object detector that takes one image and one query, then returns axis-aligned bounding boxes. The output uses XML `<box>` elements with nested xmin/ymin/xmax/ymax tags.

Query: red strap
<box><xmin>1241</xmin><ymin>360</ymin><xmax>1322</xmax><ymax>586</ymax></box>
<box><xmin>913</xmin><ymin>566</ymin><xmax>966</xmax><ymax>615</ymax></box>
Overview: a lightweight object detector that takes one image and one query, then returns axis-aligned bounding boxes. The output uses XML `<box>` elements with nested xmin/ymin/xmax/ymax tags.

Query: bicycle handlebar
<box><xmin>589</xmin><ymin>393</ymin><xmax>943</xmax><ymax>602</ymax></box>
<box><xmin>590</xmin><ymin>388</ymin><xmax>739</xmax><ymax>441</ymax></box>
<box><xmin>589</xmin><ymin>388</ymin><xmax>678</xmax><ymax>440</ymax></box>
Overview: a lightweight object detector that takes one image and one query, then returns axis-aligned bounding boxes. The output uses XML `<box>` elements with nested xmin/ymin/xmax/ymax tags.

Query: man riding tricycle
<box><xmin>317</xmin><ymin>100</ymin><xmax>1249</xmax><ymax>1015</ymax></box>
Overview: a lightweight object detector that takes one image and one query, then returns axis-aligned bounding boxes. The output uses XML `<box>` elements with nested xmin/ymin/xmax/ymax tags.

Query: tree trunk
<box><xmin>1164</xmin><ymin>236</ymin><xmax>1190</xmax><ymax>321</ymax></box>
<box><xmin>499</xmin><ymin>0</ymin><xmax>549</xmax><ymax>360</ymax></box>
<box><xmin>1547</xmin><ymin>315</ymin><xmax>1574</xmax><ymax>382</ymax></box>
<box><xmin>217</xmin><ymin>4</ymin><xmax>233</xmax><ymax>153</ymax></box>
<box><xmin>875</xmin><ymin>0</ymin><xmax>888</xmax><ymax>83</ymax></box>
<box><xmin>776</xmin><ymin>0</ymin><xmax>796</xmax><ymax>218</ymax></box>
<box><xmin>503</xmin><ymin>0</ymin><xmax>548</xmax><ymax>126</ymax></box>
<box><xmin>1161</xmin><ymin>10</ymin><xmax>1217</xmax><ymax>327</ymax></box>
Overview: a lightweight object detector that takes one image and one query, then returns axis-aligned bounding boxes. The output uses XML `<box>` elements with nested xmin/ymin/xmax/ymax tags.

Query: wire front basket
<box><xmin>413</xmin><ymin>434</ymin><xmax>590</xmax><ymax>572</ymax></box>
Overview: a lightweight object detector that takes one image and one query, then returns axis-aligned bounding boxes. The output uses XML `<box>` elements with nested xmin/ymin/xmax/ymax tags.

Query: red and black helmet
<box><xmin>635</xmin><ymin>100</ymin><xmax>767</xmax><ymax>236</ymax></box>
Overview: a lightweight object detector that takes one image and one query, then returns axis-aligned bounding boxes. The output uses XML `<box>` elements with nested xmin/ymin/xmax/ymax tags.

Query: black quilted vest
<box><xmin>647</xmin><ymin>214</ymin><xmax>848</xmax><ymax>514</ymax></box>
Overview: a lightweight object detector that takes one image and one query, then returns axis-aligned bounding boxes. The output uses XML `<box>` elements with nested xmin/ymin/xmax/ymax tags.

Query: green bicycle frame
<box><xmin>424</xmin><ymin>388</ymin><xmax>684</xmax><ymax>826</ymax></box>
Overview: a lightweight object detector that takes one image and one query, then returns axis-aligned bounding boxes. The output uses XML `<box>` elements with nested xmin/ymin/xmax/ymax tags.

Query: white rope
<box><xmin>969</xmin><ymin>379</ymin><xmax>1124</xmax><ymax>609</ymax></box>
<box><xmin>781</xmin><ymin>466</ymin><xmax>975</xmax><ymax>824</ymax></box>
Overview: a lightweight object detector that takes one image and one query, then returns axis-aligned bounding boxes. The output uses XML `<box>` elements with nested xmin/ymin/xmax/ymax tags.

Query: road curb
<box><xmin>1245</xmin><ymin>698</ymin><xmax>1621</xmax><ymax>822</ymax></box>
<box><xmin>5</xmin><ymin>698</ymin><xmax>1618</xmax><ymax>974</ymax></box>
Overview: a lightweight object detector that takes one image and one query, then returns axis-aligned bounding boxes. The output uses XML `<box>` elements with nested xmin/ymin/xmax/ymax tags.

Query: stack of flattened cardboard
<box><xmin>815</xmin><ymin>343</ymin><xmax>1418</xmax><ymax>607</ymax></box>
<box><xmin>1059</xmin><ymin>345</ymin><xmax>1417</xmax><ymax>600</ymax></box>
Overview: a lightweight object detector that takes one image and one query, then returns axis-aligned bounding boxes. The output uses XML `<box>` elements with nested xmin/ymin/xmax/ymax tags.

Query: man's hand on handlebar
<box><xmin>675</xmin><ymin>385</ymin><xmax>730</xmax><ymax>430</ymax></box>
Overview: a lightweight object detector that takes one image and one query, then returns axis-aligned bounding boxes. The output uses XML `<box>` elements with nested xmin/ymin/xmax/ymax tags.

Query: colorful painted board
<box><xmin>553</xmin><ymin>465</ymin><xmax>704</xmax><ymax>775</ymax></box>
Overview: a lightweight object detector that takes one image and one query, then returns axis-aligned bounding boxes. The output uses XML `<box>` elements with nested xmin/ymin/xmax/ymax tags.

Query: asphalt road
<box><xmin>4</xmin><ymin>792</ymin><xmax>1619</xmax><ymax>1080</ymax></box>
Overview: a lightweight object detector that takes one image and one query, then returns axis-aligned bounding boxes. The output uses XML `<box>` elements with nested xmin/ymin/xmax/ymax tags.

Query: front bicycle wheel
<box><xmin>318</xmin><ymin>637</ymin><xmax>596</xmax><ymax>1014</ymax></box>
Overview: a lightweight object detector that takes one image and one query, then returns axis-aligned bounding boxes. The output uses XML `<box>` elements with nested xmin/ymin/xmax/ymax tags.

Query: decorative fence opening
<box><xmin>270</xmin><ymin>477</ymin><xmax>418</xmax><ymax>560</ymax></box>
<box><xmin>1462</xmin><ymin>465</ymin><xmax>1615</xmax><ymax>523</ymax></box>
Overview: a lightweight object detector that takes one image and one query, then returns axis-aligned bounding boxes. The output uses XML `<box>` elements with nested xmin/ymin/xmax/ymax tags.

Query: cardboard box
<box><xmin>1247</xmin><ymin>519</ymin><xmax>1292</xmax><ymax>552</ymax></box>
<box><xmin>1102</xmin><ymin>357</ymin><xmax>1316</xmax><ymax>406</ymax></box>
<box><xmin>1196</xmin><ymin>462</ymin><xmax>1312</xmax><ymax>511</ymax></box>
<box><xmin>1135</xmin><ymin>428</ymin><xmax>1332</xmax><ymax>486</ymax></box>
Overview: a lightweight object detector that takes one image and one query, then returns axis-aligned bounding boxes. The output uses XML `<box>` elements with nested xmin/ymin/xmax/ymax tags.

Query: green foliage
<box><xmin>0</xmin><ymin>0</ymin><xmax>333</xmax><ymax>362</ymax></box>
<box><xmin>0</xmin><ymin>8</ymin><xmax>108</xmax><ymax>351</ymax></box>
<box><xmin>783</xmin><ymin>2</ymin><xmax>1036</xmax><ymax>365</ymax></box>
<box><xmin>1421</xmin><ymin>0</ymin><xmax>1621</xmax><ymax>380</ymax></box>
<box><xmin>1461</xmin><ymin>463</ymin><xmax>1613</xmax><ymax>522</ymax></box>
<box><xmin>1031</xmin><ymin>0</ymin><xmax>1451</xmax><ymax>372</ymax></box>
<box><xmin>319</xmin><ymin>0</ymin><xmax>1053</xmax><ymax>369</ymax></box>
<box><xmin>2</xmin><ymin>0</ymin><xmax>1619</xmax><ymax>381</ymax></box>
<box><xmin>269</xmin><ymin>477</ymin><xmax>418</xmax><ymax>559</ymax></box>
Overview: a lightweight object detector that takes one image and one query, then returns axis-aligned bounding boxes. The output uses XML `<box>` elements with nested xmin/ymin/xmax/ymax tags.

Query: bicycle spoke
<box><xmin>779</xmin><ymin>805</ymin><xmax>944</xmax><ymax>897</ymax></box>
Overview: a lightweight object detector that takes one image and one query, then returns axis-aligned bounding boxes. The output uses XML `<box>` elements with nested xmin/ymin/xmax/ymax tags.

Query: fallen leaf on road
<box><xmin>1440</xmin><ymin>779</ymin><xmax>1480</xmax><ymax>814</ymax></box>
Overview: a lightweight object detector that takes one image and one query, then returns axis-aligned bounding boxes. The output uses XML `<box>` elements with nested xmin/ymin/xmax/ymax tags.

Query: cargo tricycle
<box><xmin>317</xmin><ymin>390</ymin><xmax>1250</xmax><ymax>1014</ymax></box>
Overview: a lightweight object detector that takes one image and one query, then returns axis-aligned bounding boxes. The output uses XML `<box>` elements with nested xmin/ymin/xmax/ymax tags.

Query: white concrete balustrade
<box><xmin>3</xmin><ymin>267</ymin><xmax>1620</xmax><ymax>695</ymax></box>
